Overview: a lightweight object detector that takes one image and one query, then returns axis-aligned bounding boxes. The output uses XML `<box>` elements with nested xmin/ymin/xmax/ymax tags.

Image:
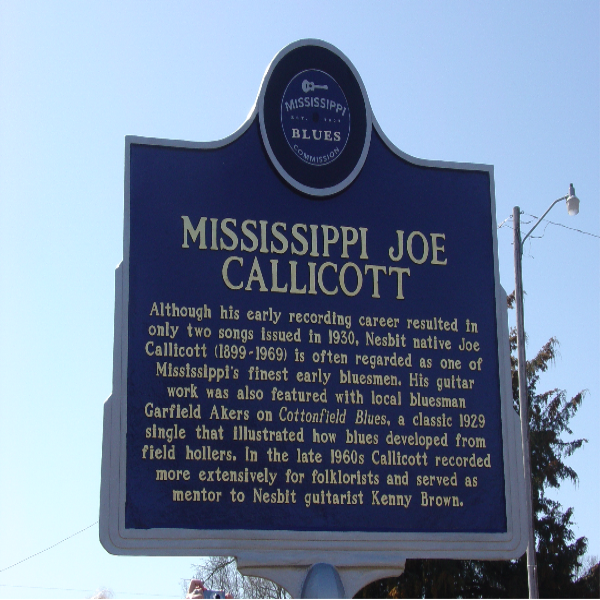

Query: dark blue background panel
<box><xmin>124</xmin><ymin>120</ymin><xmax>506</xmax><ymax>534</ymax></box>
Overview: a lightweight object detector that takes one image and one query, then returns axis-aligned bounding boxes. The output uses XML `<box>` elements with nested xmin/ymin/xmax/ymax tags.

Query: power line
<box><xmin>0</xmin><ymin>522</ymin><xmax>98</xmax><ymax>573</ymax></box>
<box><xmin>522</xmin><ymin>212</ymin><xmax>600</xmax><ymax>239</ymax></box>
<box><xmin>498</xmin><ymin>213</ymin><xmax>599</xmax><ymax>239</ymax></box>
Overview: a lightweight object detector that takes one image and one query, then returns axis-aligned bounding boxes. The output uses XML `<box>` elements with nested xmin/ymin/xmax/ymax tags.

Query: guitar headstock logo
<box><xmin>259</xmin><ymin>40</ymin><xmax>372</xmax><ymax>197</ymax></box>
<box><xmin>280</xmin><ymin>69</ymin><xmax>351</xmax><ymax>167</ymax></box>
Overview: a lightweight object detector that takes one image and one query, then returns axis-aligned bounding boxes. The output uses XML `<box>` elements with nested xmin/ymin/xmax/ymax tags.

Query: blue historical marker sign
<box><xmin>101</xmin><ymin>40</ymin><xmax>526</xmax><ymax>564</ymax></box>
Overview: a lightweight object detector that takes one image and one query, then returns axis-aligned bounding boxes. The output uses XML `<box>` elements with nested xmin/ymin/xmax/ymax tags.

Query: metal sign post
<box><xmin>101</xmin><ymin>39</ymin><xmax>527</xmax><ymax>597</ymax></box>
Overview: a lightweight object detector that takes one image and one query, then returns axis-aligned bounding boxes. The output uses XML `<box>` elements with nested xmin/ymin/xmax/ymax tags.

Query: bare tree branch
<box><xmin>184</xmin><ymin>557</ymin><xmax>290</xmax><ymax>599</ymax></box>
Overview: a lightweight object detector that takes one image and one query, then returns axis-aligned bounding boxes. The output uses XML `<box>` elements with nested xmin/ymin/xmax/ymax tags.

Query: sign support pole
<box><xmin>513</xmin><ymin>206</ymin><xmax>539</xmax><ymax>599</ymax></box>
<box><xmin>301</xmin><ymin>563</ymin><xmax>345</xmax><ymax>598</ymax></box>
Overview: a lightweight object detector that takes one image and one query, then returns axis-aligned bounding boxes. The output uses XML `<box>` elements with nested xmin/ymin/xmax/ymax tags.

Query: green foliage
<box><xmin>357</xmin><ymin>296</ymin><xmax>595</xmax><ymax>598</ymax></box>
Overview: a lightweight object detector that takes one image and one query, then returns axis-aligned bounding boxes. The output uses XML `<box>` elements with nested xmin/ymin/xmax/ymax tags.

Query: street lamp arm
<box><xmin>521</xmin><ymin>195</ymin><xmax>568</xmax><ymax>246</ymax></box>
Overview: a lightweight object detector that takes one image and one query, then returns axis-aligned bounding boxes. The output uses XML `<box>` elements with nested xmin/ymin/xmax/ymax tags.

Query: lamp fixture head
<box><xmin>566</xmin><ymin>183</ymin><xmax>580</xmax><ymax>216</ymax></box>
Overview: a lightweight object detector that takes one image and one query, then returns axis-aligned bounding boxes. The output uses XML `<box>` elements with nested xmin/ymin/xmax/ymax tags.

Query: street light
<box><xmin>513</xmin><ymin>184</ymin><xmax>580</xmax><ymax>599</ymax></box>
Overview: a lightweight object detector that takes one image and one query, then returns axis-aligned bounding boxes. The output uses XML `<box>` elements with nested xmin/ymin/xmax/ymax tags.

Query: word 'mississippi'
<box><xmin>181</xmin><ymin>217</ymin><xmax>447</xmax><ymax>300</ymax></box>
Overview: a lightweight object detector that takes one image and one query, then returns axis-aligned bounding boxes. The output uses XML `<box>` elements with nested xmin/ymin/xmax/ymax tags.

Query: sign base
<box><xmin>237</xmin><ymin>558</ymin><xmax>406</xmax><ymax>599</ymax></box>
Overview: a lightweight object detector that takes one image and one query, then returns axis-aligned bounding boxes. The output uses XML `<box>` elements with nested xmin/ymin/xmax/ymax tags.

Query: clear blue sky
<box><xmin>1</xmin><ymin>2</ymin><xmax>598</xmax><ymax>598</ymax></box>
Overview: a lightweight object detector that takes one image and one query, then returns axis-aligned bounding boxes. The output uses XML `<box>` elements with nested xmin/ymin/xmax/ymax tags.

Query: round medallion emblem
<box><xmin>259</xmin><ymin>40</ymin><xmax>372</xmax><ymax>197</ymax></box>
<box><xmin>280</xmin><ymin>70</ymin><xmax>351</xmax><ymax>167</ymax></box>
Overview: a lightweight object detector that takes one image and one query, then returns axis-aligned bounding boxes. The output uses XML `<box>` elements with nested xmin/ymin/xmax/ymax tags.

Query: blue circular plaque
<box><xmin>259</xmin><ymin>40</ymin><xmax>372</xmax><ymax>197</ymax></box>
<box><xmin>280</xmin><ymin>69</ymin><xmax>351</xmax><ymax>167</ymax></box>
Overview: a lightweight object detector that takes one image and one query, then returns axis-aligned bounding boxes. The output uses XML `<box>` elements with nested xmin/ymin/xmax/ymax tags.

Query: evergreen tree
<box><xmin>358</xmin><ymin>295</ymin><xmax>595</xmax><ymax>598</ymax></box>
